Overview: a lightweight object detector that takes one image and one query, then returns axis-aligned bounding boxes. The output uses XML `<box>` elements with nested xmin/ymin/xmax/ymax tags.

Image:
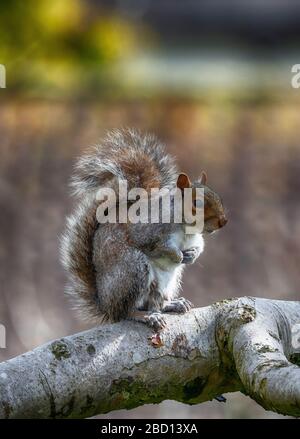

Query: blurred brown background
<box><xmin>0</xmin><ymin>0</ymin><xmax>300</xmax><ymax>419</ymax></box>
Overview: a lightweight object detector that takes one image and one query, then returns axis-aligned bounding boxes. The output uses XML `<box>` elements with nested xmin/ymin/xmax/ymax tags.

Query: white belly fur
<box><xmin>150</xmin><ymin>230</ymin><xmax>204</xmax><ymax>301</ymax></box>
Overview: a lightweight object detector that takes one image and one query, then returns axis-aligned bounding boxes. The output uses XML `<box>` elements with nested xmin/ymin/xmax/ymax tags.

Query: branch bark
<box><xmin>0</xmin><ymin>297</ymin><xmax>299</xmax><ymax>418</ymax></box>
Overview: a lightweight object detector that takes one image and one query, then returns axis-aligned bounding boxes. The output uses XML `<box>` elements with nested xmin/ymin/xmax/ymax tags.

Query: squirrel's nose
<box><xmin>218</xmin><ymin>216</ymin><xmax>228</xmax><ymax>228</ymax></box>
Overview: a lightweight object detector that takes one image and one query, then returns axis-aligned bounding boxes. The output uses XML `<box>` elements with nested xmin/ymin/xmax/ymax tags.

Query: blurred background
<box><xmin>1</xmin><ymin>0</ymin><xmax>300</xmax><ymax>419</ymax></box>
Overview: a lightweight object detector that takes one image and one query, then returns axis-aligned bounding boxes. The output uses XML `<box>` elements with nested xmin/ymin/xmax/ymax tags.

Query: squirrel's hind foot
<box><xmin>162</xmin><ymin>297</ymin><xmax>193</xmax><ymax>314</ymax></box>
<box><xmin>146</xmin><ymin>312</ymin><xmax>167</xmax><ymax>332</ymax></box>
<box><xmin>129</xmin><ymin>310</ymin><xmax>167</xmax><ymax>332</ymax></box>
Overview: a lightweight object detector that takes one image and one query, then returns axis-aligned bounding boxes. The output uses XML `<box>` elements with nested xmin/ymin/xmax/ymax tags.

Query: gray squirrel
<box><xmin>61</xmin><ymin>129</ymin><xmax>227</xmax><ymax>331</ymax></box>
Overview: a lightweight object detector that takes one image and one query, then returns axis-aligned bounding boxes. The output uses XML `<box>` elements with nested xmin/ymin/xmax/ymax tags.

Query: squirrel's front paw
<box><xmin>162</xmin><ymin>297</ymin><xmax>193</xmax><ymax>314</ymax></box>
<box><xmin>182</xmin><ymin>248</ymin><xmax>200</xmax><ymax>264</ymax></box>
<box><xmin>146</xmin><ymin>312</ymin><xmax>167</xmax><ymax>332</ymax></box>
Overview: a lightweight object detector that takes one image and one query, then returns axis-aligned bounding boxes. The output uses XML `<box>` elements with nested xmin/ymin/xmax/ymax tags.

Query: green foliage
<box><xmin>0</xmin><ymin>0</ymin><xmax>140</xmax><ymax>96</ymax></box>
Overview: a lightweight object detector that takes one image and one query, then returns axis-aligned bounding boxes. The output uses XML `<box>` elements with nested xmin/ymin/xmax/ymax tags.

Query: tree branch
<box><xmin>0</xmin><ymin>297</ymin><xmax>299</xmax><ymax>418</ymax></box>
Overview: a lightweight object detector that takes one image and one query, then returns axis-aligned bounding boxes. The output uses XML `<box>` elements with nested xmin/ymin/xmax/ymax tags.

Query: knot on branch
<box><xmin>215</xmin><ymin>298</ymin><xmax>257</xmax><ymax>351</ymax></box>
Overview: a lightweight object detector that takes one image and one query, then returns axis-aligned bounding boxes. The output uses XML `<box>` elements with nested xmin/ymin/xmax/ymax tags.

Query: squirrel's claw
<box><xmin>163</xmin><ymin>297</ymin><xmax>193</xmax><ymax>314</ymax></box>
<box><xmin>146</xmin><ymin>312</ymin><xmax>167</xmax><ymax>332</ymax></box>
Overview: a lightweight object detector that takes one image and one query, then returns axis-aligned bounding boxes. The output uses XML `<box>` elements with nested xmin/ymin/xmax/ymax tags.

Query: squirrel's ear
<box><xmin>199</xmin><ymin>171</ymin><xmax>207</xmax><ymax>185</ymax></box>
<box><xmin>177</xmin><ymin>173</ymin><xmax>192</xmax><ymax>190</ymax></box>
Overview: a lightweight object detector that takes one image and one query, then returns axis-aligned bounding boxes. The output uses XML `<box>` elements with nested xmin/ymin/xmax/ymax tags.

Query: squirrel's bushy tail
<box><xmin>60</xmin><ymin>197</ymin><xmax>101</xmax><ymax>321</ymax></box>
<box><xmin>60</xmin><ymin>129</ymin><xmax>177</xmax><ymax>321</ymax></box>
<box><xmin>70</xmin><ymin>128</ymin><xmax>177</xmax><ymax>196</ymax></box>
